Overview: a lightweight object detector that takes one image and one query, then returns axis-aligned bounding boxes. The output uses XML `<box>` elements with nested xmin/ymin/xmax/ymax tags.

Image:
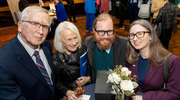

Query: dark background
<box><xmin>0</xmin><ymin>1</ymin><xmax>85</xmax><ymax>27</ymax></box>
<box><xmin>0</xmin><ymin>0</ymin><xmax>51</xmax><ymax>7</ymax></box>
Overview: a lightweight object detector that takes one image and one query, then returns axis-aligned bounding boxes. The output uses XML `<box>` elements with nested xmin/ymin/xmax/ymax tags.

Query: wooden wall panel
<box><xmin>6</xmin><ymin>0</ymin><xmax>20</xmax><ymax>25</ymax></box>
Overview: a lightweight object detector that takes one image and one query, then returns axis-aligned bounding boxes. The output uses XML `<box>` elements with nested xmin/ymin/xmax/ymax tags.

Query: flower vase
<box><xmin>115</xmin><ymin>93</ymin><xmax>124</xmax><ymax>100</ymax></box>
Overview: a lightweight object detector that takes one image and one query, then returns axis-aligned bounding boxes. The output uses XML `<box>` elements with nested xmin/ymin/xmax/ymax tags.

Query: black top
<box><xmin>53</xmin><ymin>43</ymin><xmax>91</xmax><ymax>99</ymax></box>
<box><xmin>138</xmin><ymin>55</ymin><xmax>150</xmax><ymax>88</ymax></box>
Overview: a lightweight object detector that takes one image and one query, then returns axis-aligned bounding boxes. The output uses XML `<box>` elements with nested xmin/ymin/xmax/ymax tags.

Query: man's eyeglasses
<box><xmin>21</xmin><ymin>20</ymin><xmax>51</xmax><ymax>32</ymax></box>
<box><xmin>95</xmin><ymin>29</ymin><xmax>114</xmax><ymax>36</ymax></box>
<box><xmin>127</xmin><ymin>31</ymin><xmax>150</xmax><ymax>40</ymax></box>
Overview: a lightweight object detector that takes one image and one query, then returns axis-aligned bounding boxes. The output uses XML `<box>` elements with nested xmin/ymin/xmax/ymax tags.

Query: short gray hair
<box><xmin>54</xmin><ymin>21</ymin><xmax>82</xmax><ymax>53</ymax></box>
<box><xmin>20</xmin><ymin>6</ymin><xmax>52</xmax><ymax>25</ymax></box>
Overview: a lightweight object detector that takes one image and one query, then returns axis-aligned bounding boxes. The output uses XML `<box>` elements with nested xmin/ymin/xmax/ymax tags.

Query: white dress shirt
<box><xmin>17</xmin><ymin>34</ymin><xmax>53</xmax><ymax>83</ymax></box>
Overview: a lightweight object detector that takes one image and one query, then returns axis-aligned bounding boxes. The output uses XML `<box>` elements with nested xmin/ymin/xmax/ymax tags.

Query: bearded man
<box><xmin>84</xmin><ymin>13</ymin><xmax>127</xmax><ymax>83</ymax></box>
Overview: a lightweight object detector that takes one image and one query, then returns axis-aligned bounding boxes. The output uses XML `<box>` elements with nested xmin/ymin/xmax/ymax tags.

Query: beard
<box><xmin>94</xmin><ymin>35</ymin><xmax>115</xmax><ymax>50</ymax></box>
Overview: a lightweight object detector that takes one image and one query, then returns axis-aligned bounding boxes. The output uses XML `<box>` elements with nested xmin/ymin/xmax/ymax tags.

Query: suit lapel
<box><xmin>87</xmin><ymin>37</ymin><xmax>96</xmax><ymax>82</ymax></box>
<box><xmin>128</xmin><ymin>60</ymin><xmax>160</xmax><ymax>91</ymax></box>
<box><xmin>88</xmin><ymin>38</ymin><xmax>95</xmax><ymax>68</ymax></box>
<box><xmin>13</xmin><ymin>37</ymin><xmax>52</xmax><ymax>90</ymax></box>
<box><xmin>113</xmin><ymin>36</ymin><xmax>119</xmax><ymax>67</ymax></box>
<box><xmin>143</xmin><ymin>65</ymin><xmax>159</xmax><ymax>88</ymax></box>
<box><xmin>128</xmin><ymin>62</ymin><xmax>139</xmax><ymax>81</ymax></box>
<box><xmin>18</xmin><ymin>52</ymin><xmax>49</xmax><ymax>86</ymax></box>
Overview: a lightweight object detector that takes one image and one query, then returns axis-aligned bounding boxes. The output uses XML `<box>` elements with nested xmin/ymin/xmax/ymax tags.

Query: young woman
<box><xmin>126</xmin><ymin>19</ymin><xmax>180</xmax><ymax>100</ymax></box>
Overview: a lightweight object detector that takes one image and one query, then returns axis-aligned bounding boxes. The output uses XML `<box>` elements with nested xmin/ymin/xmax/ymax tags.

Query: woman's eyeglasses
<box><xmin>127</xmin><ymin>31</ymin><xmax>150</xmax><ymax>40</ymax></box>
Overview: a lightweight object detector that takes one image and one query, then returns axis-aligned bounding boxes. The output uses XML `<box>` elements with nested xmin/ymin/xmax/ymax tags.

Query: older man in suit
<box><xmin>84</xmin><ymin>13</ymin><xmax>127</xmax><ymax>83</ymax></box>
<box><xmin>0</xmin><ymin>6</ymin><xmax>54</xmax><ymax>100</ymax></box>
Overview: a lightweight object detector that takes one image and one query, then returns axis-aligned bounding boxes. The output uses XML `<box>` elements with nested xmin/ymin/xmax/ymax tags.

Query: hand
<box><xmin>131</xmin><ymin>95</ymin><xmax>143</xmax><ymax>100</ymax></box>
<box><xmin>66</xmin><ymin>90</ymin><xmax>79</xmax><ymax>100</ymax></box>
<box><xmin>178</xmin><ymin>3</ymin><xmax>180</xmax><ymax>8</ymax></box>
<box><xmin>76</xmin><ymin>76</ymin><xmax>90</xmax><ymax>86</ymax></box>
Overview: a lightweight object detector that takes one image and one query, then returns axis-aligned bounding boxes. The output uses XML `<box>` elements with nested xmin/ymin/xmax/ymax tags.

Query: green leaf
<box><xmin>124</xmin><ymin>91</ymin><xmax>133</xmax><ymax>96</ymax></box>
<box><xmin>111</xmin><ymin>91</ymin><xmax>117</xmax><ymax>95</ymax></box>
<box><xmin>131</xmin><ymin>92</ymin><xmax>135</xmax><ymax>96</ymax></box>
<box><xmin>106</xmin><ymin>69</ymin><xmax>113</xmax><ymax>74</ymax></box>
<box><xmin>132</xmin><ymin>82</ymin><xmax>138</xmax><ymax>88</ymax></box>
<box><xmin>121</xmin><ymin>75</ymin><xmax>130</xmax><ymax>80</ymax></box>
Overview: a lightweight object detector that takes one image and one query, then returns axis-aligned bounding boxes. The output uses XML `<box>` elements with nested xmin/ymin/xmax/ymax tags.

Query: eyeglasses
<box><xmin>21</xmin><ymin>20</ymin><xmax>51</xmax><ymax>32</ymax></box>
<box><xmin>127</xmin><ymin>31</ymin><xmax>150</xmax><ymax>40</ymax></box>
<box><xmin>95</xmin><ymin>29</ymin><xmax>114</xmax><ymax>36</ymax></box>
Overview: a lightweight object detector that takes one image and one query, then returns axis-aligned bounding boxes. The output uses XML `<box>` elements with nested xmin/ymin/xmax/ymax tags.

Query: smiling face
<box><xmin>129</xmin><ymin>24</ymin><xmax>151</xmax><ymax>52</ymax></box>
<box><xmin>18</xmin><ymin>11</ymin><xmax>50</xmax><ymax>49</ymax></box>
<box><xmin>61</xmin><ymin>29</ymin><xmax>79</xmax><ymax>54</ymax></box>
<box><xmin>94</xmin><ymin>19</ymin><xmax>115</xmax><ymax>50</ymax></box>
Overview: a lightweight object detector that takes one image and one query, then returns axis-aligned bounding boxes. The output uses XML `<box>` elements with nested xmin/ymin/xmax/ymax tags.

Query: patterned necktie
<box><xmin>34</xmin><ymin>51</ymin><xmax>53</xmax><ymax>88</ymax></box>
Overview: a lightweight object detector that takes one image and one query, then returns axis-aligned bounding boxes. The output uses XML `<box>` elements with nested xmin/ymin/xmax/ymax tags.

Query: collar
<box><xmin>17</xmin><ymin>33</ymin><xmax>41</xmax><ymax>57</ymax></box>
<box><xmin>96</xmin><ymin>43</ymin><xmax>112</xmax><ymax>54</ymax></box>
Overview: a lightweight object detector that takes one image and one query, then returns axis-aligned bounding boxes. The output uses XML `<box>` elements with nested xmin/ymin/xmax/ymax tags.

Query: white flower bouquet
<box><xmin>106</xmin><ymin>65</ymin><xmax>138</xmax><ymax>100</ymax></box>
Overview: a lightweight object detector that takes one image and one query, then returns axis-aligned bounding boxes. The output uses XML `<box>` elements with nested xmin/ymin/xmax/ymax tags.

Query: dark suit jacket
<box><xmin>0</xmin><ymin>35</ymin><xmax>54</xmax><ymax>100</ymax></box>
<box><xmin>126</xmin><ymin>55</ymin><xmax>180</xmax><ymax>100</ymax></box>
<box><xmin>84</xmin><ymin>35</ymin><xmax>127</xmax><ymax>83</ymax></box>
